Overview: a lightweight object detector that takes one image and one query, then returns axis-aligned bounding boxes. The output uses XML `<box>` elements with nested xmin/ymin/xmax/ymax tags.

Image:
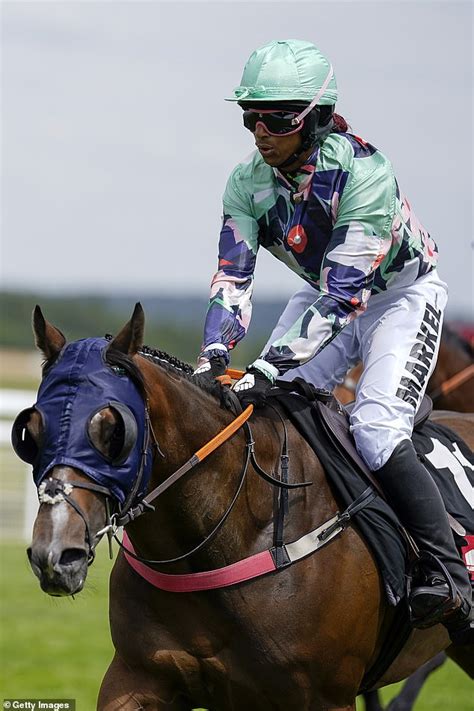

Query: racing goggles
<box><xmin>242</xmin><ymin>109</ymin><xmax>305</xmax><ymax>136</ymax></box>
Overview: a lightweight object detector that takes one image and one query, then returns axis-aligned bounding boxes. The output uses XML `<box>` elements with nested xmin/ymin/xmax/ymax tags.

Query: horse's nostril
<box><xmin>26</xmin><ymin>547</ymin><xmax>32</xmax><ymax>561</ymax></box>
<box><xmin>59</xmin><ymin>548</ymin><xmax>87</xmax><ymax>566</ymax></box>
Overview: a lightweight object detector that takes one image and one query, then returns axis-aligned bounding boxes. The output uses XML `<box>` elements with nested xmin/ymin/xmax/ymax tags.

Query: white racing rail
<box><xmin>0</xmin><ymin>389</ymin><xmax>37</xmax><ymax>541</ymax></box>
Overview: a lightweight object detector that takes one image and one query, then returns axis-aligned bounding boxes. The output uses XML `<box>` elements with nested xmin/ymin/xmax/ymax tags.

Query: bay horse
<box><xmin>335</xmin><ymin>325</ymin><xmax>474</xmax><ymax>412</ymax></box>
<box><xmin>18</xmin><ymin>306</ymin><xmax>474</xmax><ymax>711</ymax></box>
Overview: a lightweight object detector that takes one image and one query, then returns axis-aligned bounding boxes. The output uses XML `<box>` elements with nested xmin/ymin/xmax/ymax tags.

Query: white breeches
<box><xmin>264</xmin><ymin>271</ymin><xmax>448</xmax><ymax>470</ymax></box>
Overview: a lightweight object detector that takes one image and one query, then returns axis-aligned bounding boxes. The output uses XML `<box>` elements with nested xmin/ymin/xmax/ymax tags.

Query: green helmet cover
<box><xmin>227</xmin><ymin>39</ymin><xmax>338</xmax><ymax>105</ymax></box>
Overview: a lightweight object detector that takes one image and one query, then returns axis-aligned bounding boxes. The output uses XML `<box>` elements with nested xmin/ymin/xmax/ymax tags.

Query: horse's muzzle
<box><xmin>27</xmin><ymin>543</ymin><xmax>89</xmax><ymax>596</ymax></box>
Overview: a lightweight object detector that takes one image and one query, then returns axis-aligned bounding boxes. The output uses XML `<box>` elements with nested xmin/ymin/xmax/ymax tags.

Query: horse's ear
<box><xmin>32</xmin><ymin>305</ymin><xmax>66</xmax><ymax>360</ymax></box>
<box><xmin>108</xmin><ymin>303</ymin><xmax>144</xmax><ymax>356</ymax></box>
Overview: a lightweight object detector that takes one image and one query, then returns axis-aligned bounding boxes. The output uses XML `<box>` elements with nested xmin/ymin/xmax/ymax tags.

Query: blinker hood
<box><xmin>17</xmin><ymin>338</ymin><xmax>152</xmax><ymax>505</ymax></box>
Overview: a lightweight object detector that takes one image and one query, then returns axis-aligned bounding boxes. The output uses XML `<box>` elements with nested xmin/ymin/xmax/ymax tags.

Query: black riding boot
<box><xmin>375</xmin><ymin>439</ymin><xmax>473</xmax><ymax>643</ymax></box>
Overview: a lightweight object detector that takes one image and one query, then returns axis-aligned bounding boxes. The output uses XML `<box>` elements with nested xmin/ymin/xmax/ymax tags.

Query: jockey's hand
<box><xmin>193</xmin><ymin>356</ymin><xmax>227</xmax><ymax>386</ymax></box>
<box><xmin>233</xmin><ymin>366</ymin><xmax>274</xmax><ymax>408</ymax></box>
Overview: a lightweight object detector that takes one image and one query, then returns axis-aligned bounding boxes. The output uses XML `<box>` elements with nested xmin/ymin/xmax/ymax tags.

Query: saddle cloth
<box><xmin>273</xmin><ymin>388</ymin><xmax>474</xmax><ymax>606</ymax></box>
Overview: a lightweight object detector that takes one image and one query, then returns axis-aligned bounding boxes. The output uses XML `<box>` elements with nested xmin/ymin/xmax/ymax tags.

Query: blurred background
<box><xmin>1</xmin><ymin>1</ymin><xmax>472</xmax><ymax>708</ymax></box>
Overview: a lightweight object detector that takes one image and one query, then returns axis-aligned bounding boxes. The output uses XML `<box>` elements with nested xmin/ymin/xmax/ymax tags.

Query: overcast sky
<box><xmin>1</xmin><ymin>1</ymin><xmax>473</xmax><ymax>316</ymax></box>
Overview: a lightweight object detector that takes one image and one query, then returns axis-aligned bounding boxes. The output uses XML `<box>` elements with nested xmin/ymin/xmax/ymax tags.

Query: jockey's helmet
<box><xmin>226</xmin><ymin>39</ymin><xmax>338</xmax><ymax>106</ymax></box>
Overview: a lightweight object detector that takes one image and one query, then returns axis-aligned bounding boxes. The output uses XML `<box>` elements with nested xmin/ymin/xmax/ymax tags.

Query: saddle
<box><xmin>323</xmin><ymin>393</ymin><xmax>430</xmax><ymax>490</ymax></box>
<box><xmin>272</xmin><ymin>380</ymin><xmax>468</xmax><ymax>540</ymax></box>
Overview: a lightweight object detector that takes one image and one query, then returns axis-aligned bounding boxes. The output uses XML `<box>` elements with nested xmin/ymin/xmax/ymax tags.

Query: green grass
<box><xmin>368</xmin><ymin>663</ymin><xmax>473</xmax><ymax>711</ymax></box>
<box><xmin>1</xmin><ymin>543</ymin><xmax>114</xmax><ymax>708</ymax></box>
<box><xmin>1</xmin><ymin>543</ymin><xmax>472</xmax><ymax>710</ymax></box>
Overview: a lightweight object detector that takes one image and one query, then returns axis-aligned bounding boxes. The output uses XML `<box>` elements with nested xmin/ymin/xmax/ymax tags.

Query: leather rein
<box><xmin>106</xmin><ymin>386</ymin><xmax>315</xmax><ymax>568</ymax></box>
<box><xmin>35</xmin><ymin>377</ymin><xmax>290</xmax><ymax>566</ymax></box>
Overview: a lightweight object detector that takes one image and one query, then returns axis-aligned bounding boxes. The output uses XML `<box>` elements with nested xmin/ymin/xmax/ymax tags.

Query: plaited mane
<box><xmin>104</xmin><ymin>336</ymin><xmax>220</xmax><ymax>399</ymax></box>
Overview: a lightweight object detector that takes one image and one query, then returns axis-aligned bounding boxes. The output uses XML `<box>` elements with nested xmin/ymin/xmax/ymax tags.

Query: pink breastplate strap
<box><xmin>121</xmin><ymin>498</ymin><xmax>359</xmax><ymax>592</ymax></box>
<box><xmin>123</xmin><ymin>531</ymin><xmax>276</xmax><ymax>592</ymax></box>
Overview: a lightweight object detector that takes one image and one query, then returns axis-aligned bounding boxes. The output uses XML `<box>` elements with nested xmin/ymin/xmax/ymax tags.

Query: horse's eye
<box><xmin>11</xmin><ymin>407</ymin><xmax>44</xmax><ymax>464</ymax></box>
<box><xmin>87</xmin><ymin>403</ymin><xmax>138</xmax><ymax>465</ymax></box>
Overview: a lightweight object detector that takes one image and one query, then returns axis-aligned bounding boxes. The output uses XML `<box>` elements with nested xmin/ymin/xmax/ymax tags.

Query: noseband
<box><xmin>38</xmin><ymin>477</ymin><xmax>115</xmax><ymax>564</ymax></box>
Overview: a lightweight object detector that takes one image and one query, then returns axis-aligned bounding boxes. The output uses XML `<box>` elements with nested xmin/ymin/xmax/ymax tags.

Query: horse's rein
<box><xmin>113</xmin><ymin>402</ymin><xmax>254</xmax><ymax>529</ymax></box>
<box><xmin>113</xmin><ymin>367</ymin><xmax>293</xmax><ymax>531</ymax></box>
<box><xmin>103</xmin><ymin>372</ymin><xmax>312</xmax><ymax>567</ymax></box>
<box><xmin>429</xmin><ymin>364</ymin><xmax>474</xmax><ymax>402</ymax></box>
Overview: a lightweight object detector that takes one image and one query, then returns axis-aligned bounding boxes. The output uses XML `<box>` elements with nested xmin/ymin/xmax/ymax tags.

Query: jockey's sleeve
<box><xmin>260</xmin><ymin>159</ymin><xmax>396</xmax><ymax>374</ymax></box>
<box><xmin>199</xmin><ymin>165</ymin><xmax>259</xmax><ymax>364</ymax></box>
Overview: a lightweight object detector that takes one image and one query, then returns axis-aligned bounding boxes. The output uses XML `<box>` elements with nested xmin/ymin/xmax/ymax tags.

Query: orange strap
<box><xmin>226</xmin><ymin>368</ymin><xmax>245</xmax><ymax>380</ymax></box>
<box><xmin>195</xmin><ymin>404</ymin><xmax>254</xmax><ymax>462</ymax></box>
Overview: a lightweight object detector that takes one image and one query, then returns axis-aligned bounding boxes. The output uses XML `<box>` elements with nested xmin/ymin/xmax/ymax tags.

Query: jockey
<box><xmin>195</xmin><ymin>39</ymin><xmax>473</xmax><ymax>641</ymax></box>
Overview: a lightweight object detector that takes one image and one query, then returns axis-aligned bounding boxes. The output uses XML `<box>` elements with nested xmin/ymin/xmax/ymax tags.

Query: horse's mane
<box><xmin>442</xmin><ymin>324</ymin><xmax>474</xmax><ymax>361</ymax></box>
<box><xmin>105</xmin><ymin>338</ymin><xmax>219</xmax><ymax>399</ymax></box>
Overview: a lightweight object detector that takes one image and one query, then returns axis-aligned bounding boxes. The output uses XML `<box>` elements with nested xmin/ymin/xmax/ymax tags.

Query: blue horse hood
<box><xmin>32</xmin><ymin>338</ymin><xmax>152</xmax><ymax>504</ymax></box>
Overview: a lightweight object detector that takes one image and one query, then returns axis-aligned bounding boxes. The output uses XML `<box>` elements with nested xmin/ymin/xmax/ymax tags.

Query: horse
<box><xmin>335</xmin><ymin>325</ymin><xmax>474</xmax><ymax>412</ymax></box>
<box><xmin>17</xmin><ymin>305</ymin><xmax>474</xmax><ymax>711</ymax></box>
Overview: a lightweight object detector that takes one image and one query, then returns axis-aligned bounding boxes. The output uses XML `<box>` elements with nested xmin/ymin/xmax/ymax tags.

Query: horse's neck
<box><xmin>131</xmin><ymin>361</ymin><xmax>260</xmax><ymax>564</ymax></box>
<box><xmin>131</xmin><ymin>359</ymin><xmax>334</xmax><ymax>569</ymax></box>
<box><xmin>147</xmin><ymin>363</ymin><xmax>234</xmax><ymax>467</ymax></box>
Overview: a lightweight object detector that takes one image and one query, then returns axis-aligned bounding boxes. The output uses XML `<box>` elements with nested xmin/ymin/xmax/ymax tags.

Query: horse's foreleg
<box><xmin>386</xmin><ymin>652</ymin><xmax>447</xmax><ymax>711</ymax></box>
<box><xmin>97</xmin><ymin>653</ymin><xmax>189</xmax><ymax>711</ymax></box>
<box><xmin>361</xmin><ymin>690</ymin><xmax>384</xmax><ymax>711</ymax></box>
